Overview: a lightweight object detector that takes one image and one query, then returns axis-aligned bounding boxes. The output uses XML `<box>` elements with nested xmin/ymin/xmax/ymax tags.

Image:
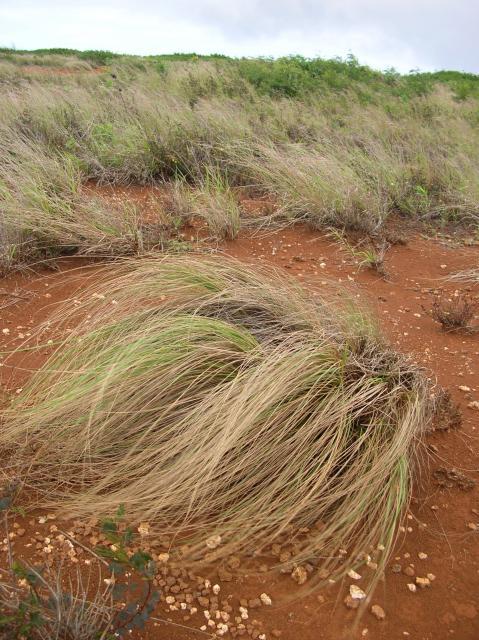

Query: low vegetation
<box><xmin>0</xmin><ymin>494</ymin><xmax>160</xmax><ymax>639</ymax></box>
<box><xmin>429</xmin><ymin>294</ymin><xmax>478</xmax><ymax>332</ymax></box>
<box><xmin>1</xmin><ymin>256</ymin><xmax>431</xmax><ymax>588</ymax></box>
<box><xmin>0</xmin><ymin>50</ymin><xmax>478</xmax><ymax>270</ymax></box>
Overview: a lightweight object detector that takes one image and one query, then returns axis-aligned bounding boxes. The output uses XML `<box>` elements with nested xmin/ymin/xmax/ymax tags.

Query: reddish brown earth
<box><xmin>1</xmin><ymin>222</ymin><xmax>478</xmax><ymax>640</ymax></box>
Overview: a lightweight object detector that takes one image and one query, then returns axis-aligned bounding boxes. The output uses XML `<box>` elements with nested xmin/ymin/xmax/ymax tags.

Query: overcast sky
<box><xmin>0</xmin><ymin>0</ymin><xmax>477</xmax><ymax>73</ymax></box>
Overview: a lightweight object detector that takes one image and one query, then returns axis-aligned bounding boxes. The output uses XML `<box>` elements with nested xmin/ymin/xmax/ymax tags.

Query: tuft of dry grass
<box><xmin>0</xmin><ymin>562</ymin><xmax>115</xmax><ymax>640</ymax></box>
<box><xmin>232</xmin><ymin>142</ymin><xmax>386</xmax><ymax>232</ymax></box>
<box><xmin>446</xmin><ymin>268</ymin><xmax>479</xmax><ymax>283</ymax></box>
<box><xmin>170</xmin><ymin>171</ymin><xmax>241</xmax><ymax>239</ymax></box>
<box><xmin>1</xmin><ymin>256</ymin><xmax>431</xmax><ymax>587</ymax></box>
<box><xmin>428</xmin><ymin>294</ymin><xmax>478</xmax><ymax>332</ymax></box>
<box><xmin>0</xmin><ymin>136</ymin><xmax>168</xmax><ymax>271</ymax></box>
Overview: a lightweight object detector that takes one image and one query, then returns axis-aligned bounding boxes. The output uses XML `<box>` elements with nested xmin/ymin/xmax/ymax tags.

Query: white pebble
<box><xmin>350</xmin><ymin>585</ymin><xmax>366</xmax><ymax>600</ymax></box>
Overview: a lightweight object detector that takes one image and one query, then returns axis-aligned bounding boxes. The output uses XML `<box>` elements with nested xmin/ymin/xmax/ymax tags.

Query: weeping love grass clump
<box><xmin>1</xmin><ymin>256</ymin><xmax>430</xmax><ymax>582</ymax></box>
<box><xmin>0</xmin><ymin>134</ymin><xmax>166</xmax><ymax>272</ymax></box>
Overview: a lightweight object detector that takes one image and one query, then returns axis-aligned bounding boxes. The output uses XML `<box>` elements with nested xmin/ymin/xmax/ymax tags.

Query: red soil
<box><xmin>1</xmin><ymin>224</ymin><xmax>478</xmax><ymax>640</ymax></box>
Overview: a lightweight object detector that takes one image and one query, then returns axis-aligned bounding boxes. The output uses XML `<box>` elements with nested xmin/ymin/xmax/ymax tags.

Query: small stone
<box><xmin>403</xmin><ymin>566</ymin><xmax>415</xmax><ymax>577</ymax></box>
<box><xmin>248</xmin><ymin>599</ymin><xmax>261</xmax><ymax>609</ymax></box>
<box><xmin>418</xmin><ymin>552</ymin><xmax>428</xmax><ymax>560</ymax></box>
<box><xmin>291</xmin><ymin>566</ymin><xmax>308</xmax><ymax>585</ymax></box>
<box><xmin>407</xmin><ymin>583</ymin><xmax>417</xmax><ymax>593</ymax></box>
<box><xmin>205</xmin><ymin>535</ymin><xmax>222</xmax><ymax>549</ymax></box>
<box><xmin>347</xmin><ymin>569</ymin><xmax>362</xmax><ymax>580</ymax></box>
<box><xmin>458</xmin><ymin>386</ymin><xmax>471</xmax><ymax>392</ymax></box>
<box><xmin>427</xmin><ymin>573</ymin><xmax>436</xmax><ymax>581</ymax></box>
<box><xmin>370</xmin><ymin>604</ymin><xmax>386</xmax><ymax>620</ymax></box>
<box><xmin>415</xmin><ymin>577</ymin><xmax>431</xmax><ymax>588</ymax></box>
<box><xmin>137</xmin><ymin>522</ymin><xmax>150</xmax><ymax>536</ymax></box>
<box><xmin>271</xmin><ymin>631</ymin><xmax>282</xmax><ymax>638</ymax></box>
<box><xmin>349</xmin><ymin>585</ymin><xmax>366</xmax><ymax>600</ymax></box>
<box><xmin>466</xmin><ymin>522</ymin><xmax>477</xmax><ymax>531</ymax></box>
<box><xmin>467</xmin><ymin>401</ymin><xmax>479</xmax><ymax>411</ymax></box>
<box><xmin>157</xmin><ymin>552</ymin><xmax>169</xmax><ymax>563</ymax></box>
<box><xmin>260</xmin><ymin>593</ymin><xmax>272</xmax><ymax>606</ymax></box>
<box><xmin>239</xmin><ymin>606</ymin><xmax>248</xmax><ymax>620</ymax></box>
<box><xmin>165</xmin><ymin>596</ymin><xmax>175</xmax><ymax>604</ymax></box>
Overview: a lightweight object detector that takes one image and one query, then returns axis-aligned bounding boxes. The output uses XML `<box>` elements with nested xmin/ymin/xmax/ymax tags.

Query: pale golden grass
<box><xmin>447</xmin><ymin>268</ymin><xmax>479</xmax><ymax>283</ymax></box>
<box><xmin>1</xmin><ymin>256</ymin><xmax>431</xmax><ymax>588</ymax></box>
<box><xmin>232</xmin><ymin>141</ymin><xmax>386</xmax><ymax>232</ymax></box>
<box><xmin>0</xmin><ymin>134</ymin><xmax>167</xmax><ymax>271</ymax></box>
<box><xmin>0</xmin><ymin>66</ymin><xmax>478</xmax><ymax>239</ymax></box>
<box><xmin>170</xmin><ymin>172</ymin><xmax>241</xmax><ymax>239</ymax></box>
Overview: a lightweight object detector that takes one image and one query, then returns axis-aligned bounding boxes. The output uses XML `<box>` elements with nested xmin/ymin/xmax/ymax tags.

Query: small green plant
<box><xmin>94</xmin><ymin>505</ymin><xmax>160</xmax><ymax>637</ymax></box>
<box><xmin>0</xmin><ymin>497</ymin><xmax>161</xmax><ymax>639</ymax></box>
<box><xmin>330</xmin><ymin>229</ymin><xmax>389</xmax><ymax>276</ymax></box>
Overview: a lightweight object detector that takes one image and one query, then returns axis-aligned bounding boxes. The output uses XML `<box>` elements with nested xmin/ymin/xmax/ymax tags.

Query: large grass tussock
<box><xmin>1</xmin><ymin>256</ymin><xmax>430</xmax><ymax>581</ymax></box>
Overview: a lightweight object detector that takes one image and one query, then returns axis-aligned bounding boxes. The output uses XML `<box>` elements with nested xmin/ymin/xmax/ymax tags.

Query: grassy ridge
<box><xmin>0</xmin><ymin>50</ymin><xmax>478</xmax><ymax>269</ymax></box>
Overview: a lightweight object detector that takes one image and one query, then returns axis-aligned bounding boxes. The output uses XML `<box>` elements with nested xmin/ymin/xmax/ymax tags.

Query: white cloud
<box><xmin>0</xmin><ymin>0</ymin><xmax>476</xmax><ymax>73</ymax></box>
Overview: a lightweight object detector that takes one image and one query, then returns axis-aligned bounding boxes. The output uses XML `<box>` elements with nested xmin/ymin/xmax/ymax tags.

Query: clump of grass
<box><xmin>0</xmin><ymin>561</ymin><xmax>115</xmax><ymax>640</ymax></box>
<box><xmin>0</xmin><ymin>137</ymin><xmax>167</xmax><ymax>270</ymax></box>
<box><xmin>428</xmin><ymin>294</ymin><xmax>478</xmax><ymax>332</ymax></box>
<box><xmin>447</xmin><ymin>268</ymin><xmax>479</xmax><ymax>283</ymax></box>
<box><xmin>330</xmin><ymin>229</ymin><xmax>389</xmax><ymax>276</ymax></box>
<box><xmin>355</xmin><ymin>241</ymin><xmax>389</xmax><ymax>276</ymax></box>
<box><xmin>235</xmin><ymin>142</ymin><xmax>386</xmax><ymax>232</ymax></box>
<box><xmin>170</xmin><ymin>171</ymin><xmax>241</xmax><ymax>239</ymax></box>
<box><xmin>429</xmin><ymin>388</ymin><xmax>462</xmax><ymax>432</ymax></box>
<box><xmin>1</xmin><ymin>256</ymin><xmax>431</xmax><ymax>587</ymax></box>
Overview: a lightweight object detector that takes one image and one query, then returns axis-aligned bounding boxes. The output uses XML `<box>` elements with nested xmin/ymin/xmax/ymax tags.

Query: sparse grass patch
<box><xmin>1</xmin><ymin>256</ymin><xmax>431</xmax><ymax>588</ymax></box>
<box><xmin>0</xmin><ymin>494</ymin><xmax>161</xmax><ymax>639</ymax></box>
<box><xmin>0</xmin><ymin>138</ymin><xmax>168</xmax><ymax>271</ymax></box>
<box><xmin>170</xmin><ymin>171</ymin><xmax>241</xmax><ymax>239</ymax></box>
<box><xmin>329</xmin><ymin>230</ymin><xmax>389</xmax><ymax>276</ymax></box>
<box><xmin>428</xmin><ymin>294</ymin><xmax>478</xmax><ymax>332</ymax></box>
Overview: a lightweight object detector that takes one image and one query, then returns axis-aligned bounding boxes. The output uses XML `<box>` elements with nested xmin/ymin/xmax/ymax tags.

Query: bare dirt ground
<box><xmin>1</xmin><ymin>213</ymin><xmax>478</xmax><ymax>639</ymax></box>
